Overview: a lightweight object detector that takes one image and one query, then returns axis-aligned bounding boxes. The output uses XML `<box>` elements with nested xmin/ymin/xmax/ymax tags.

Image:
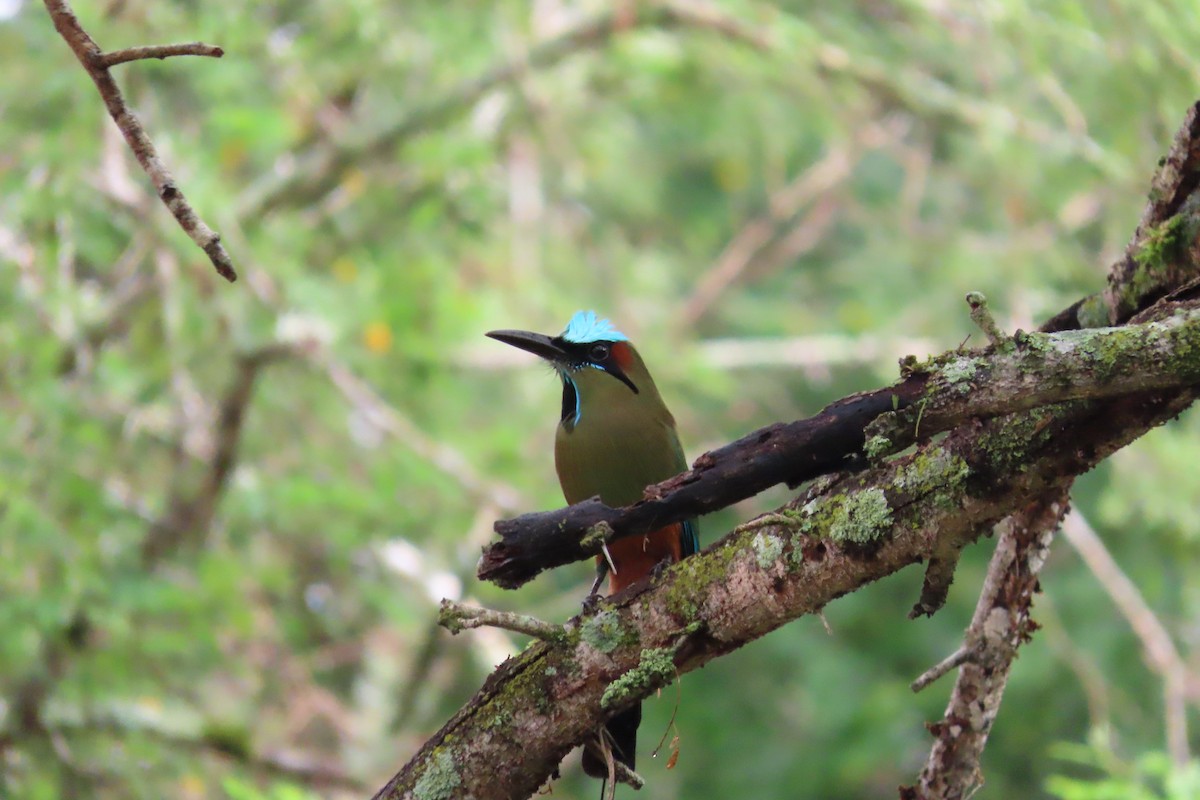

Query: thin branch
<box><xmin>1061</xmin><ymin>510</ymin><xmax>1193</xmax><ymax>765</ymax></box>
<box><xmin>98</xmin><ymin>42</ymin><xmax>224</xmax><ymax>68</ymax></box>
<box><xmin>911</xmin><ymin>645</ymin><xmax>972</xmax><ymax>693</ymax></box>
<box><xmin>42</xmin><ymin>0</ymin><xmax>236</xmax><ymax>282</ymax></box>
<box><xmin>438</xmin><ymin>600</ymin><xmax>566</xmax><ymax>642</ymax></box>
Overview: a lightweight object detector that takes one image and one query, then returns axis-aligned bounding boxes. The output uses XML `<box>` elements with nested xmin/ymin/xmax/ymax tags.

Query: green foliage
<box><xmin>1047</xmin><ymin>733</ymin><xmax>1200</xmax><ymax>800</ymax></box>
<box><xmin>223</xmin><ymin>776</ymin><xmax>324</xmax><ymax>800</ymax></box>
<box><xmin>1</xmin><ymin>0</ymin><xmax>1199</xmax><ymax>798</ymax></box>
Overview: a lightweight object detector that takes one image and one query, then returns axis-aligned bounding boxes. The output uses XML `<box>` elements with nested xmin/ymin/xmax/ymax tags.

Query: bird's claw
<box><xmin>650</xmin><ymin>557</ymin><xmax>674</xmax><ymax>581</ymax></box>
<box><xmin>581</xmin><ymin>592</ymin><xmax>603</xmax><ymax>615</ymax></box>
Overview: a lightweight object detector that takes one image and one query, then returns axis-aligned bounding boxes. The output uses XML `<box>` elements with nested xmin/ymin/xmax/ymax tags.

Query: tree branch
<box><xmin>480</xmin><ymin>302</ymin><xmax>1200</xmax><ymax>590</ymax></box>
<box><xmin>98</xmin><ymin>42</ymin><xmax>224</xmax><ymax>68</ymax></box>
<box><xmin>42</xmin><ymin>0</ymin><xmax>236</xmax><ymax>282</ymax></box>
<box><xmin>438</xmin><ymin>600</ymin><xmax>566</xmax><ymax>642</ymax></box>
<box><xmin>377</xmin><ymin>364</ymin><xmax>1189</xmax><ymax>799</ymax></box>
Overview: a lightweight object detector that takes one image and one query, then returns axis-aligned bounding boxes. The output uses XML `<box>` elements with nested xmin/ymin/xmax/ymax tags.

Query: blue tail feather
<box><xmin>680</xmin><ymin>518</ymin><xmax>699</xmax><ymax>557</ymax></box>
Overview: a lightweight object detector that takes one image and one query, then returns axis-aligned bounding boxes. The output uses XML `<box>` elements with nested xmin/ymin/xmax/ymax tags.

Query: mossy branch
<box><xmin>438</xmin><ymin>600</ymin><xmax>566</xmax><ymax>643</ymax></box>
<box><xmin>481</xmin><ymin>302</ymin><xmax>1200</xmax><ymax>589</ymax></box>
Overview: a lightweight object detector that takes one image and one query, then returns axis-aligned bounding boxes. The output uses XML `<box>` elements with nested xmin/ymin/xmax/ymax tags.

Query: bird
<box><xmin>487</xmin><ymin>310</ymin><xmax>698</xmax><ymax>783</ymax></box>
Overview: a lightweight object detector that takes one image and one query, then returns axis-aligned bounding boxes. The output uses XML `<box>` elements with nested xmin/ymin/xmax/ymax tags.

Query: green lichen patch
<box><xmin>600</xmin><ymin>647</ymin><xmax>676</xmax><ymax>709</ymax></box>
<box><xmin>977</xmin><ymin>408</ymin><xmax>1064</xmax><ymax>475</ymax></box>
<box><xmin>413</xmin><ymin>747</ymin><xmax>461</xmax><ymax>800</ymax></box>
<box><xmin>894</xmin><ymin>450</ymin><xmax>970</xmax><ymax>494</ymax></box>
<box><xmin>1011</xmin><ymin>328</ymin><xmax>1053</xmax><ymax>354</ymax></box>
<box><xmin>941</xmin><ymin>355</ymin><xmax>981</xmax><ymax>387</ymax></box>
<box><xmin>661</xmin><ymin>542</ymin><xmax>739</xmax><ymax>620</ymax></box>
<box><xmin>483</xmin><ymin>706</ymin><xmax>514</xmax><ymax>730</ymax></box>
<box><xmin>580</xmin><ymin>521</ymin><xmax>614</xmax><ymax>549</ymax></box>
<box><xmin>580</xmin><ymin>608</ymin><xmax>635</xmax><ymax>653</ymax></box>
<box><xmin>864</xmin><ymin>433</ymin><xmax>894</xmax><ymax>461</ymax></box>
<box><xmin>832</xmin><ymin>488</ymin><xmax>893</xmax><ymax>543</ymax></box>
<box><xmin>801</xmin><ymin>487</ymin><xmax>894</xmax><ymax>544</ymax></box>
<box><xmin>892</xmin><ymin>450</ymin><xmax>972</xmax><ymax>511</ymax></box>
<box><xmin>1120</xmin><ymin>212</ymin><xmax>1200</xmax><ymax>315</ymax></box>
<box><xmin>1134</xmin><ymin>212</ymin><xmax>1188</xmax><ymax>272</ymax></box>
<box><xmin>751</xmin><ymin>531</ymin><xmax>784</xmax><ymax>569</ymax></box>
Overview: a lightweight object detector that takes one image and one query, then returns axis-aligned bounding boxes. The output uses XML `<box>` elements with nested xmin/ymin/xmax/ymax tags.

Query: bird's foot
<box><xmin>582</xmin><ymin>561</ymin><xmax>608</xmax><ymax>614</ymax></box>
<box><xmin>581</xmin><ymin>591</ymin><xmax>604</xmax><ymax>615</ymax></box>
<box><xmin>650</xmin><ymin>556</ymin><xmax>675</xmax><ymax>581</ymax></box>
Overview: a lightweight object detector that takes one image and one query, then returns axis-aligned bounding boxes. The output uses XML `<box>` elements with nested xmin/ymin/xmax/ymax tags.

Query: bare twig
<box><xmin>1061</xmin><ymin>510</ymin><xmax>1193</xmax><ymax>765</ymax></box>
<box><xmin>438</xmin><ymin>600</ymin><xmax>565</xmax><ymax>642</ymax></box>
<box><xmin>911</xmin><ymin>645</ymin><xmax>973</xmax><ymax>693</ymax></box>
<box><xmin>42</xmin><ymin>0</ymin><xmax>236</xmax><ymax>282</ymax></box>
<box><xmin>98</xmin><ymin>42</ymin><xmax>224</xmax><ymax>68</ymax></box>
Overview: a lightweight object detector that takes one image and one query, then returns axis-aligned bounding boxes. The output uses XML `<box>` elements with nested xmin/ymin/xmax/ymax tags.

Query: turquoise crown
<box><xmin>560</xmin><ymin>310</ymin><xmax>628</xmax><ymax>343</ymax></box>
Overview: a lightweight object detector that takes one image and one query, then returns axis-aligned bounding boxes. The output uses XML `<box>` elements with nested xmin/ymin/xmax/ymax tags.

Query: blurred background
<box><xmin>2</xmin><ymin>0</ymin><xmax>1200</xmax><ymax>798</ymax></box>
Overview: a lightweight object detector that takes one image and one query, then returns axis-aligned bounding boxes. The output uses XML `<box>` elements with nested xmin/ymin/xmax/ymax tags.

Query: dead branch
<box><xmin>98</xmin><ymin>42</ymin><xmax>224</xmax><ymax>68</ymax></box>
<box><xmin>438</xmin><ymin>600</ymin><xmax>566</xmax><ymax>642</ymax></box>
<box><xmin>42</xmin><ymin>0</ymin><xmax>235</xmax><ymax>282</ymax></box>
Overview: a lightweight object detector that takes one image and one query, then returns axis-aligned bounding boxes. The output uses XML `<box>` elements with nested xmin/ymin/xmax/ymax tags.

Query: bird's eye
<box><xmin>589</xmin><ymin>343</ymin><xmax>610</xmax><ymax>361</ymax></box>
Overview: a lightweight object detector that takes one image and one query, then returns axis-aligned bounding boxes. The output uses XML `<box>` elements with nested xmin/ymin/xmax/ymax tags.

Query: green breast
<box><xmin>554</xmin><ymin>387</ymin><xmax>686</xmax><ymax>507</ymax></box>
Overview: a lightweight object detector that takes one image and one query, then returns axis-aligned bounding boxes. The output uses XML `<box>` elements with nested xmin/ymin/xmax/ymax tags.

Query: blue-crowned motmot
<box><xmin>487</xmin><ymin>310</ymin><xmax>699</xmax><ymax>780</ymax></box>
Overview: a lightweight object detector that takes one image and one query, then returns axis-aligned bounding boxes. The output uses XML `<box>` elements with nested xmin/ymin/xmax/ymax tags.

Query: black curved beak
<box><xmin>486</xmin><ymin>329</ymin><xmax>568</xmax><ymax>363</ymax></box>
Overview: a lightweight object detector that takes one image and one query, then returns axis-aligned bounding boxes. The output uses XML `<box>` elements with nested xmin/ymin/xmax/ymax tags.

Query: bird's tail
<box><xmin>582</xmin><ymin>703</ymin><xmax>642</xmax><ymax>784</ymax></box>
